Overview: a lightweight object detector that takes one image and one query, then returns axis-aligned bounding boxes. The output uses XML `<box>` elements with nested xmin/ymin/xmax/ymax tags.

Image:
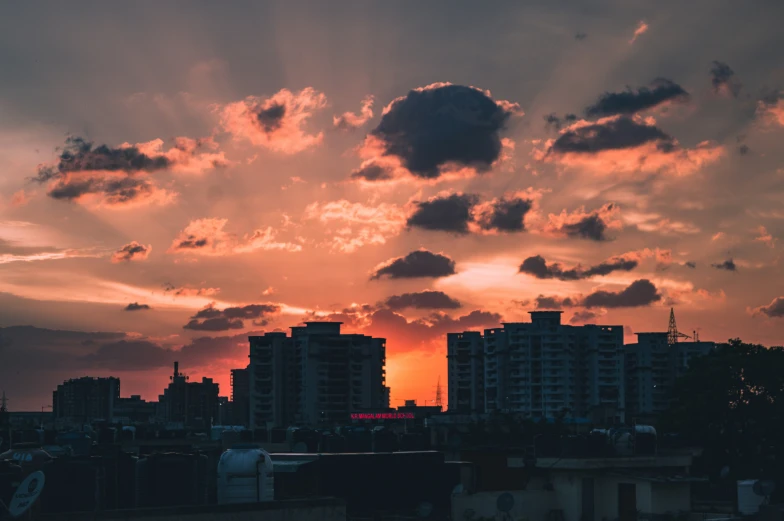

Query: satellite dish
<box><xmin>753</xmin><ymin>480</ymin><xmax>776</xmax><ymax>497</ymax></box>
<box><xmin>8</xmin><ymin>470</ymin><xmax>45</xmax><ymax>518</ymax></box>
<box><xmin>497</xmin><ymin>492</ymin><xmax>515</xmax><ymax>513</ymax></box>
<box><xmin>292</xmin><ymin>442</ymin><xmax>308</xmax><ymax>453</ymax></box>
<box><xmin>416</xmin><ymin>501</ymin><xmax>433</xmax><ymax>518</ymax></box>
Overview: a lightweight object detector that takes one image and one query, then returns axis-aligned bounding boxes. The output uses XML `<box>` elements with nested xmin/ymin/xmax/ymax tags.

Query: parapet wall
<box><xmin>37</xmin><ymin>497</ymin><xmax>346</xmax><ymax>521</ymax></box>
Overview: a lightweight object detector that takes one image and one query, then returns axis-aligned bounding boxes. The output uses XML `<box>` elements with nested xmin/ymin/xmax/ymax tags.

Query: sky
<box><xmin>2</xmin><ymin>0</ymin><xmax>784</xmax><ymax>411</ymax></box>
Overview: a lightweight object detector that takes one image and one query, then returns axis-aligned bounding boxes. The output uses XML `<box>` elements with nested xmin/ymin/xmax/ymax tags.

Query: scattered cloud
<box><xmin>31</xmin><ymin>136</ymin><xmax>225</xmax><ymax>207</ymax></box>
<box><xmin>407</xmin><ymin>193</ymin><xmax>478</xmax><ymax>234</ymax></box>
<box><xmin>356</xmin><ymin>83</ymin><xmax>522</xmax><ymax>180</ymax></box>
<box><xmin>538</xmin><ymin>115</ymin><xmax>724</xmax><ymax>176</ymax></box>
<box><xmin>585</xmin><ymin>79</ymin><xmax>689</xmax><ymax>118</ymax></box>
<box><xmin>575</xmin><ymin>32</ymin><xmax>587</xmax><ymax>41</ymax></box>
<box><xmin>219</xmin><ymin>87</ymin><xmax>328</xmax><ymax>153</ymax></box>
<box><xmin>383</xmin><ymin>290</ymin><xmax>462</xmax><ymax>310</ymax></box>
<box><xmin>0</xmin><ymin>249</ymin><xmax>104</xmax><ymax>265</ymax></box>
<box><xmin>519</xmin><ymin>251</ymin><xmax>641</xmax><ymax>280</ymax></box>
<box><xmin>406</xmin><ymin>191</ymin><xmax>536</xmax><ymax>235</ymax></box>
<box><xmin>10</xmin><ymin>190</ymin><xmax>30</xmax><ymax>207</ymax></box>
<box><xmin>629</xmin><ymin>21</ymin><xmax>649</xmax><ymax>44</ymax></box>
<box><xmin>751</xmin><ymin>296</ymin><xmax>784</xmax><ymax>318</ymax></box>
<box><xmin>304</xmin><ymin>200</ymin><xmax>406</xmax><ymax>252</ymax></box>
<box><xmin>756</xmin><ymin>91</ymin><xmax>784</xmax><ymax>127</ymax></box>
<box><xmin>124</xmin><ymin>302</ymin><xmax>151</xmax><ymax>311</ymax></box>
<box><xmin>754</xmin><ymin>226</ymin><xmax>776</xmax><ymax>248</ymax></box>
<box><xmin>544</xmin><ymin>113</ymin><xmax>577</xmax><ymax>131</ymax></box>
<box><xmin>583</xmin><ymin>279</ymin><xmax>661</xmax><ymax>308</ymax></box>
<box><xmin>710</xmin><ymin>61</ymin><xmax>742</xmax><ymax>98</ymax></box>
<box><xmin>111</xmin><ymin>241</ymin><xmax>152</xmax><ymax>263</ymax></box>
<box><xmin>370</xmin><ymin>250</ymin><xmax>456</xmax><ymax>280</ymax></box>
<box><xmin>711</xmin><ymin>259</ymin><xmax>737</xmax><ymax>271</ymax></box>
<box><xmin>570</xmin><ymin>310</ymin><xmax>598</xmax><ymax>324</ymax></box>
<box><xmin>168</xmin><ymin>218</ymin><xmax>301</xmax><ymax>256</ymax></box>
<box><xmin>163</xmin><ymin>283</ymin><xmax>220</xmax><ymax>297</ymax></box>
<box><xmin>183</xmin><ymin>302</ymin><xmax>280</xmax><ymax>331</ymax></box>
<box><xmin>544</xmin><ymin>203</ymin><xmax>621</xmax><ymax>241</ymax></box>
<box><xmin>473</xmin><ymin>194</ymin><xmax>534</xmax><ymax>233</ymax></box>
<box><xmin>333</xmin><ymin>95</ymin><xmax>374</xmax><ymax>130</ymax></box>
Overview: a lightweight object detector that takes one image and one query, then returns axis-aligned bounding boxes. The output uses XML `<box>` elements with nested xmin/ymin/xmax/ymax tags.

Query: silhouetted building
<box><xmin>448</xmin><ymin>311</ymin><xmax>626</xmax><ymax>422</ymax></box>
<box><xmin>447</xmin><ymin>331</ymin><xmax>485</xmax><ymax>414</ymax></box>
<box><xmin>230</xmin><ymin>366</ymin><xmax>250</xmax><ymax>426</ymax></box>
<box><xmin>249</xmin><ymin>322</ymin><xmax>389</xmax><ymax>428</ymax></box>
<box><xmin>625</xmin><ymin>332</ymin><xmax>716</xmax><ymax>418</ymax></box>
<box><xmin>114</xmin><ymin>395</ymin><xmax>156</xmax><ymax>424</ymax></box>
<box><xmin>52</xmin><ymin>376</ymin><xmax>120</xmax><ymax>425</ymax></box>
<box><xmin>158</xmin><ymin>361</ymin><xmax>220</xmax><ymax>429</ymax></box>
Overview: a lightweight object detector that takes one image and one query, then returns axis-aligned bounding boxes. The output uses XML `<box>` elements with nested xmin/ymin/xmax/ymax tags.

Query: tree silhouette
<box><xmin>659</xmin><ymin>339</ymin><xmax>784</xmax><ymax>500</ymax></box>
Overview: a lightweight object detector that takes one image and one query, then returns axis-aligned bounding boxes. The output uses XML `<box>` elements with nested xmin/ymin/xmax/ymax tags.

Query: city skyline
<box><xmin>2</xmin><ymin>2</ymin><xmax>784</xmax><ymax>410</ymax></box>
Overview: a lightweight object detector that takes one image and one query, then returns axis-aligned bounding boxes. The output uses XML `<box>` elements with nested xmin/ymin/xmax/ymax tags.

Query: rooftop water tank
<box><xmin>737</xmin><ymin>480</ymin><xmax>766</xmax><ymax>515</ymax></box>
<box><xmin>217</xmin><ymin>446</ymin><xmax>274</xmax><ymax>504</ymax></box>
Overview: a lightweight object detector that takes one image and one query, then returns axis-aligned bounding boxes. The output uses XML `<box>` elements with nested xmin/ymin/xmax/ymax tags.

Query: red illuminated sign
<box><xmin>351</xmin><ymin>412</ymin><xmax>415</xmax><ymax>420</ymax></box>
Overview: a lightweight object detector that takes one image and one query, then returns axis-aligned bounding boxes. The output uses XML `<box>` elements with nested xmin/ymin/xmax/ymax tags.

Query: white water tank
<box><xmin>217</xmin><ymin>446</ymin><xmax>275</xmax><ymax>504</ymax></box>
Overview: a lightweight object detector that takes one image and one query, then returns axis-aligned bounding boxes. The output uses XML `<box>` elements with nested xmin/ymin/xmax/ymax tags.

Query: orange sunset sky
<box><xmin>2</xmin><ymin>1</ymin><xmax>784</xmax><ymax>410</ymax></box>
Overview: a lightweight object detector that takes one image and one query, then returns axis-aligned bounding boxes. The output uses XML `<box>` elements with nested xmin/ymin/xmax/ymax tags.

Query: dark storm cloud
<box><xmin>384</xmin><ymin>291</ymin><xmax>462</xmax><ymax>310</ymax></box>
<box><xmin>406</xmin><ymin>193</ymin><xmax>479</xmax><ymax>234</ymax></box>
<box><xmin>256</xmin><ymin>103</ymin><xmax>286</xmax><ymax>133</ymax></box>
<box><xmin>350</xmin><ymin>163</ymin><xmax>393</xmax><ymax>181</ymax></box>
<box><xmin>711</xmin><ymin>259</ymin><xmax>737</xmax><ymax>271</ymax></box>
<box><xmin>370</xmin><ymin>84</ymin><xmax>518</xmax><ymax>178</ymax></box>
<box><xmin>549</xmin><ymin>116</ymin><xmax>674</xmax><ymax>154</ymax></box>
<box><xmin>562</xmin><ymin>213</ymin><xmax>611</xmax><ymax>241</ymax></box>
<box><xmin>544</xmin><ymin>113</ymin><xmax>577</xmax><ymax>131</ymax></box>
<box><xmin>582</xmin><ymin>279</ymin><xmax>661</xmax><ymax>308</ymax></box>
<box><xmin>124</xmin><ymin>302</ymin><xmax>150</xmax><ymax>311</ymax></box>
<box><xmin>184</xmin><ymin>303</ymin><xmax>280</xmax><ymax>331</ymax></box>
<box><xmin>519</xmin><ymin>254</ymin><xmax>637</xmax><ymax>280</ymax></box>
<box><xmin>32</xmin><ymin>137</ymin><xmax>171</xmax><ymax>182</ymax></box>
<box><xmin>753</xmin><ymin>297</ymin><xmax>784</xmax><ymax>318</ymax></box>
<box><xmin>370</xmin><ymin>250</ymin><xmax>457</xmax><ymax>280</ymax></box>
<box><xmin>585</xmin><ymin>79</ymin><xmax>689</xmax><ymax>118</ymax></box>
<box><xmin>710</xmin><ymin>61</ymin><xmax>742</xmax><ymax>98</ymax></box>
<box><xmin>476</xmin><ymin>197</ymin><xmax>533</xmax><ymax>232</ymax></box>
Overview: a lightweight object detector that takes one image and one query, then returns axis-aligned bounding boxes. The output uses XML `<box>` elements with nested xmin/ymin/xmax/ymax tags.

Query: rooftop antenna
<box><xmin>0</xmin><ymin>389</ymin><xmax>7</xmax><ymax>412</ymax></box>
<box><xmin>435</xmin><ymin>376</ymin><xmax>443</xmax><ymax>408</ymax></box>
<box><xmin>667</xmin><ymin>308</ymin><xmax>691</xmax><ymax>345</ymax></box>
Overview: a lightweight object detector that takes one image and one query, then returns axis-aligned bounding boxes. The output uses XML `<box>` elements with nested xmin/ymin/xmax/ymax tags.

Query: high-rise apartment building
<box><xmin>625</xmin><ymin>333</ymin><xmax>715</xmax><ymax>418</ymax></box>
<box><xmin>448</xmin><ymin>311</ymin><xmax>625</xmax><ymax>422</ymax></box>
<box><xmin>52</xmin><ymin>376</ymin><xmax>120</xmax><ymax>425</ymax></box>
<box><xmin>447</xmin><ymin>331</ymin><xmax>485</xmax><ymax>414</ymax></box>
<box><xmin>230</xmin><ymin>366</ymin><xmax>250</xmax><ymax>426</ymax></box>
<box><xmin>249</xmin><ymin>322</ymin><xmax>389</xmax><ymax>428</ymax></box>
